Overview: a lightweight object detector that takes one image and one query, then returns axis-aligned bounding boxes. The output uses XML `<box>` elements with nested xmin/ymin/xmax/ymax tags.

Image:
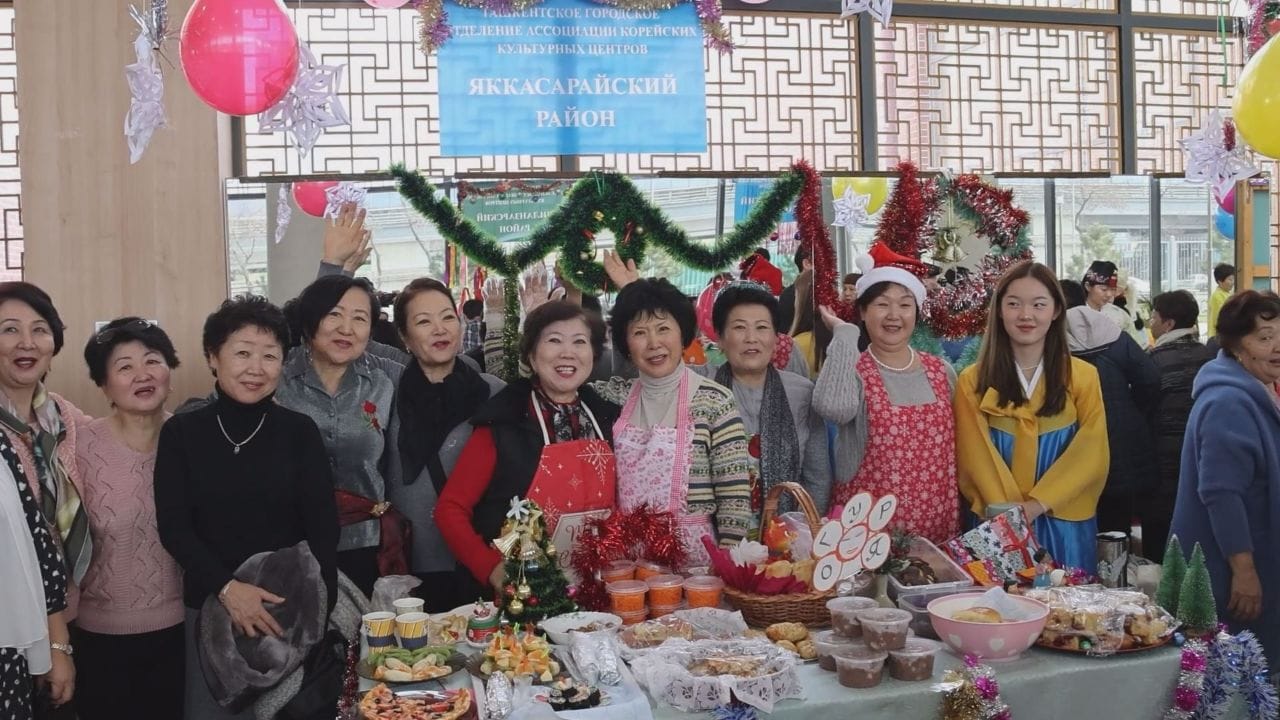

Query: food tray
<box><xmin>357</xmin><ymin>651</ymin><xmax>468</xmax><ymax>684</ymax></box>
<box><xmin>888</xmin><ymin>536</ymin><xmax>974</xmax><ymax>600</ymax></box>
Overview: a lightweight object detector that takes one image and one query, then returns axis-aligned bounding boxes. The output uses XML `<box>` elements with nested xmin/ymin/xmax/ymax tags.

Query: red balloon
<box><xmin>1215</xmin><ymin>187</ymin><xmax>1236</xmax><ymax>213</ymax></box>
<box><xmin>293</xmin><ymin>181</ymin><xmax>338</xmax><ymax>217</ymax></box>
<box><xmin>180</xmin><ymin>0</ymin><xmax>300</xmax><ymax>116</ymax></box>
<box><xmin>695</xmin><ymin>276</ymin><xmax>729</xmax><ymax>343</ymax></box>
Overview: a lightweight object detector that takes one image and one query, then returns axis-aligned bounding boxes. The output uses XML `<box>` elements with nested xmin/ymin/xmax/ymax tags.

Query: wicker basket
<box><xmin>721</xmin><ymin>482</ymin><xmax>835</xmax><ymax>628</ymax></box>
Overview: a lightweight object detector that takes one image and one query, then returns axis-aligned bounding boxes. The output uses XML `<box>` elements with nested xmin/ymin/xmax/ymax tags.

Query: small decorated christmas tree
<box><xmin>1156</xmin><ymin>535</ymin><xmax>1187</xmax><ymax>615</ymax></box>
<box><xmin>494</xmin><ymin>499</ymin><xmax>576</xmax><ymax>623</ymax></box>
<box><xmin>1177</xmin><ymin>542</ymin><xmax>1218</xmax><ymax>635</ymax></box>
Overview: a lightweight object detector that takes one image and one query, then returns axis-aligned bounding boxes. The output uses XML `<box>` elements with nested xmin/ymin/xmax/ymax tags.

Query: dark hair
<box><xmin>842</xmin><ymin>273</ymin><xmax>861</xmax><ymax>286</ymax></box>
<box><xmin>519</xmin><ymin>300</ymin><xmax>606</xmax><ymax>366</ymax></box>
<box><xmin>1082</xmin><ymin>260</ymin><xmax>1118</xmax><ymax>287</ymax></box>
<box><xmin>855</xmin><ymin>280</ymin><xmax>920</xmax><ymax>314</ymax></box>
<box><xmin>752</xmin><ymin>247</ymin><xmax>771</xmax><ymax>262</ymax></box>
<box><xmin>1151</xmin><ymin>290</ymin><xmax>1199</xmax><ymax>330</ymax></box>
<box><xmin>280</xmin><ymin>298</ymin><xmax>304</xmax><ymax>350</ymax></box>
<box><xmin>202</xmin><ymin>295</ymin><xmax>291</xmax><ymax>359</ymax></box>
<box><xmin>1216</xmin><ymin>290</ymin><xmax>1280</xmax><ymax>357</ymax></box>
<box><xmin>792</xmin><ymin>246</ymin><xmax>810</xmax><ymax>269</ymax></box>
<box><xmin>581</xmin><ymin>294</ymin><xmax>603</xmax><ymax>316</ymax></box>
<box><xmin>1059</xmin><ymin>280</ymin><xmax>1087</xmax><ymax>309</ymax></box>
<box><xmin>461</xmin><ymin>299</ymin><xmax>484</xmax><ymax>319</ymax></box>
<box><xmin>0</xmin><ymin>281</ymin><xmax>65</xmax><ymax>355</ymax></box>
<box><xmin>609</xmin><ymin>278</ymin><xmax>696</xmax><ymax>360</ymax></box>
<box><xmin>84</xmin><ymin>317</ymin><xmax>180</xmax><ymax>387</ymax></box>
<box><xmin>974</xmin><ymin>262</ymin><xmax>1071</xmax><ymax>417</ymax></box>
<box><xmin>789</xmin><ymin>269</ymin><xmax>831</xmax><ymax>372</ymax></box>
<box><xmin>295</xmin><ymin>275</ymin><xmax>380</xmax><ymax>343</ymax></box>
<box><xmin>393</xmin><ymin>278</ymin><xmax>457</xmax><ymax>337</ymax></box>
<box><xmin>712</xmin><ymin>284</ymin><xmax>780</xmax><ymax>336</ymax></box>
<box><xmin>1213</xmin><ymin>263</ymin><xmax>1236</xmax><ymax>284</ymax></box>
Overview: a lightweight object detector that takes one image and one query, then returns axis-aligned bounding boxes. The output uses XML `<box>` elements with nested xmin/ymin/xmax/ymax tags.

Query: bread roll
<box><xmin>951</xmin><ymin>606</ymin><xmax>1004</xmax><ymax>623</ymax></box>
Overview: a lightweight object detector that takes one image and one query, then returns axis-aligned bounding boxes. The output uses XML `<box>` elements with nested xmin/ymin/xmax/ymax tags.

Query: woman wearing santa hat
<box><xmin>812</xmin><ymin>242</ymin><xmax>960</xmax><ymax>544</ymax></box>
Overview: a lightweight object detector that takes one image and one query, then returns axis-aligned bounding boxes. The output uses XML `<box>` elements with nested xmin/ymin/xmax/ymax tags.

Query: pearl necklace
<box><xmin>868</xmin><ymin>347</ymin><xmax>916</xmax><ymax>372</ymax></box>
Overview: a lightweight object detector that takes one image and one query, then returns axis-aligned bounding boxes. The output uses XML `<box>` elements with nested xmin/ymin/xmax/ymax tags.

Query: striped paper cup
<box><xmin>363</xmin><ymin>611</ymin><xmax>396</xmax><ymax>648</ymax></box>
<box><xmin>396</xmin><ymin>612</ymin><xmax>430</xmax><ymax>650</ymax></box>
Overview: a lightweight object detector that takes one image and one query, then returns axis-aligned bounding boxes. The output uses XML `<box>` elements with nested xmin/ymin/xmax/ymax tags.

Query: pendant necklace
<box><xmin>217</xmin><ymin>414</ymin><xmax>266</xmax><ymax>455</ymax></box>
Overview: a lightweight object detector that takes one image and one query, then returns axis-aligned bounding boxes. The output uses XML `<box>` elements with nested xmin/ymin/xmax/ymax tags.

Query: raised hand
<box><xmin>818</xmin><ymin>305</ymin><xmax>846</xmax><ymax>331</ymax></box>
<box><xmin>483</xmin><ymin>277</ymin><xmax>506</xmax><ymax>314</ymax></box>
<box><xmin>322</xmin><ymin>202</ymin><xmax>368</xmax><ymax>267</ymax></box>
<box><xmin>602</xmin><ymin>249</ymin><xmax>639</xmax><ymax>289</ymax></box>
<box><xmin>520</xmin><ymin>264</ymin><xmax>551</xmax><ymax>313</ymax></box>
<box><xmin>343</xmin><ymin>229</ymin><xmax>372</xmax><ymax>272</ymax></box>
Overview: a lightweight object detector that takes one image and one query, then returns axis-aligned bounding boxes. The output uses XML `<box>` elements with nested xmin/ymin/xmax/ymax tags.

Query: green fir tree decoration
<box><xmin>1177</xmin><ymin>542</ymin><xmax>1218</xmax><ymax>635</ymax></box>
<box><xmin>497</xmin><ymin>500</ymin><xmax>576</xmax><ymax>623</ymax></box>
<box><xmin>1156</xmin><ymin>535</ymin><xmax>1186</xmax><ymax>615</ymax></box>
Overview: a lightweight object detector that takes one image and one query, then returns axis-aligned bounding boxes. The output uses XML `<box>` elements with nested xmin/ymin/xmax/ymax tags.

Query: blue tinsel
<box><xmin>1194</xmin><ymin>631</ymin><xmax>1277</xmax><ymax>720</ymax></box>
<box><xmin>711</xmin><ymin>704</ymin><xmax>759</xmax><ymax>720</ymax></box>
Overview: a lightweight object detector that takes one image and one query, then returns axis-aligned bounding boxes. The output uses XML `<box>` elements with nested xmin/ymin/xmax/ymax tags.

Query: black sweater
<box><xmin>154</xmin><ymin>390</ymin><xmax>340</xmax><ymax>609</ymax></box>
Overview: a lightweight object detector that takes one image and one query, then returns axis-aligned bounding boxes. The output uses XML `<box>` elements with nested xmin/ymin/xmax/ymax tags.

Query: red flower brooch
<box><xmin>362</xmin><ymin>401</ymin><xmax>381</xmax><ymax>431</ymax></box>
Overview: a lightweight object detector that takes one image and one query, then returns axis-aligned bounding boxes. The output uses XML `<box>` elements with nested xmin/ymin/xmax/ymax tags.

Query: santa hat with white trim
<box><xmin>853</xmin><ymin>242</ymin><xmax>930</xmax><ymax>308</ymax></box>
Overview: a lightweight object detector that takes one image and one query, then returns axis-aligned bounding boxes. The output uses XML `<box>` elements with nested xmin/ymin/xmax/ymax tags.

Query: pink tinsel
<box><xmin>1174</xmin><ymin>686</ymin><xmax>1201</xmax><ymax>712</ymax></box>
<box><xmin>974</xmin><ymin>676</ymin><xmax>999</xmax><ymax>701</ymax></box>
<box><xmin>1181</xmin><ymin>650</ymin><xmax>1207</xmax><ymax>673</ymax></box>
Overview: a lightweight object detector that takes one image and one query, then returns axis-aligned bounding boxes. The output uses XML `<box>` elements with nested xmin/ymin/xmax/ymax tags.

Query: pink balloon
<box><xmin>363</xmin><ymin>0</ymin><xmax>412</xmax><ymax>6</ymax></box>
<box><xmin>695</xmin><ymin>276</ymin><xmax>728</xmax><ymax>343</ymax></box>
<box><xmin>180</xmin><ymin>0</ymin><xmax>300</xmax><ymax>116</ymax></box>
<box><xmin>1215</xmin><ymin>187</ymin><xmax>1236</xmax><ymax>213</ymax></box>
<box><xmin>293</xmin><ymin>181</ymin><xmax>338</xmax><ymax>217</ymax></box>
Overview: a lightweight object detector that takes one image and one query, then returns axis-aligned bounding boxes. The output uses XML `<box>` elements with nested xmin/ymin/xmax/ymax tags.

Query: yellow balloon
<box><xmin>1233</xmin><ymin>37</ymin><xmax>1280</xmax><ymax>160</ymax></box>
<box><xmin>832</xmin><ymin>176</ymin><xmax>890</xmax><ymax>215</ymax></box>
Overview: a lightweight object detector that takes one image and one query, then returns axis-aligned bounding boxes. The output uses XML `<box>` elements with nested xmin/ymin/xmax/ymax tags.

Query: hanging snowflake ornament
<box><xmin>1180</xmin><ymin>110</ymin><xmax>1260</xmax><ymax>200</ymax></box>
<box><xmin>831</xmin><ymin>185</ymin><xmax>871</xmax><ymax>235</ymax></box>
<box><xmin>274</xmin><ymin>185</ymin><xmax>293</xmax><ymax>244</ymax></box>
<box><xmin>324</xmin><ymin>182</ymin><xmax>368</xmax><ymax>220</ymax></box>
<box><xmin>124</xmin><ymin>31</ymin><xmax>167</xmax><ymax>164</ymax></box>
<box><xmin>258</xmin><ymin>43</ymin><xmax>350</xmax><ymax>158</ymax></box>
<box><xmin>129</xmin><ymin>0</ymin><xmax>168</xmax><ymax>51</ymax></box>
<box><xmin>841</xmin><ymin>0</ymin><xmax>893</xmax><ymax>27</ymax></box>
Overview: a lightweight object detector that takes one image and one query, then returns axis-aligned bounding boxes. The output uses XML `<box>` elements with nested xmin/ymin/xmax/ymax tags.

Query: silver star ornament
<box><xmin>831</xmin><ymin>185</ymin><xmax>870</xmax><ymax>234</ymax></box>
<box><xmin>258</xmin><ymin>43</ymin><xmax>350</xmax><ymax>158</ymax></box>
<box><xmin>1180</xmin><ymin>110</ymin><xmax>1259</xmax><ymax>199</ymax></box>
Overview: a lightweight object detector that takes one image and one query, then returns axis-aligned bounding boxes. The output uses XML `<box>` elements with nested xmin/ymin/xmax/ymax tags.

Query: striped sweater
<box><xmin>593</xmin><ymin>374</ymin><xmax>754</xmax><ymax>545</ymax></box>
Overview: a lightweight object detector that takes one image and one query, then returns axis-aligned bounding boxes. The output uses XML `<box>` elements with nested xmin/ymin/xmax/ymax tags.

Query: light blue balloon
<box><xmin>1214</xmin><ymin>207</ymin><xmax>1235</xmax><ymax>239</ymax></box>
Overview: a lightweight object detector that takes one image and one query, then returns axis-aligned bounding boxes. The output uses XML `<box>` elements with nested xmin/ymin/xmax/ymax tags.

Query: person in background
<box><xmin>778</xmin><ymin>245</ymin><xmax>811</xmax><ymax>334</ymax></box>
<box><xmin>154</xmin><ymin>295</ymin><xmax>339</xmax><ymax>720</ymax></box>
<box><xmin>73</xmin><ymin>318</ymin><xmax>184</xmax><ymax>720</ymax></box>
<box><xmin>461</xmin><ymin>299</ymin><xmax>486</xmax><ymax>355</ymax></box>
<box><xmin>841</xmin><ymin>273</ymin><xmax>861</xmax><ymax>306</ymax></box>
<box><xmin>954</xmin><ymin>262</ymin><xmax>1109</xmax><ymax>570</ymax></box>
<box><xmin>1060</xmin><ymin>279</ymin><xmax>1160</xmax><ymax>538</ymax></box>
<box><xmin>1082</xmin><ymin>260</ymin><xmax>1137</xmax><ymax>338</ymax></box>
<box><xmin>371</xmin><ymin>291</ymin><xmax>405</xmax><ymax>353</ymax></box>
<box><xmin>789</xmin><ymin>269</ymin><xmax>831</xmax><ymax>380</ymax></box>
<box><xmin>1144</xmin><ymin>290</ymin><xmax>1214</xmax><ymax>562</ymax></box>
<box><xmin>1170</xmin><ymin>290</ymin><xmax>1280</xmax><ymax>667</ymax></box>
<box><xmin>1208</xmin><ymin>263</ymin><xmax>1236</xmax><ymax>338</ymax></box>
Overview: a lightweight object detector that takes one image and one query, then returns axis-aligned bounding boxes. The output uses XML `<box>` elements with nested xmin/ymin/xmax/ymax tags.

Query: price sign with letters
<box><xmin>811</xmin><ymin>492</ymin><xmax>897</xmax><ymax>592</ymax></box>
<box><xmin>550</xmin><ymin>509</ymin><xmax>611</xmax><ymax>584</ymax></box>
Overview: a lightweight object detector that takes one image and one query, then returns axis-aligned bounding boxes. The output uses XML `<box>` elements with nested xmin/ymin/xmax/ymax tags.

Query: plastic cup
<box><xmin>601</xmin><ymin>560</ymin><xmax>636</xmax><ymax>583</ymax></box>
<box><xmin>683</xmin><ymin>576</ymin><xmax>724</xmax><ymax>609</ymax></box>
<box><xmin>645</xmin><ymin>574</ymin><xmax>684</xmax><ymax>607</ymax></box>
<box><xmin>363</xmin><ymin>611</ymin><xmax>396</xmax><ymax>648</ymax></box>
<box><xmin>888</xmin><ymin>638</ymin><xmax>941</xmax><ymax>681</ymax></box>
<box><xmin>634</xmin><ymin>560</ymin><xmax>671</xmax><ymax>581</ymax></box>
<box><xmin>855</xmin><ymin>608</ymin><xmax>912</xmax><ymax>651</ymax></box>
<box><xmin>616</xmin><ymin>606</ymin><xmax>648</xmax><ymax>626</ymax></box>
<box><xmin>606</xmin><ymin>579</ymin><xmax>648</xmax><ymax>613</ymax></box>
<box><xmin>682</xmin><ymin>566</ymin><xmax>712</xmax><ymax>578</ymax></box>
<box><xmin>833</xmin><ymin>646</ymin><xmax>889</xmax><ymax>688</ymax></box>
<box><xmin>393</xmin><ymin>597</ymin><xmax>424</xmax><ymax>615</ymax></box>
<box><xmin>649</xmin><ymin>603</ymin><xmax>681</xmax><ymax>619</ymax></box>
<box><xmin>811</xmin><ymin>630</ymin><xmax>860</xmax><ymax>672</ymax></box>
<box><xmin>395</xmin><ymin>612</ymin><xmax>430</xmax><ymax>650</ymax></box>
<box><xmin>827</xmin><ymin>597</ymin><xmax>879</xmax><ymax>639</ymax></box>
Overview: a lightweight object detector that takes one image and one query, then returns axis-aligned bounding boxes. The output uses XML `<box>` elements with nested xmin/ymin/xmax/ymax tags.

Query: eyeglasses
<box><xmin>93</xmin><ymin>319</ymin><xmax>156</xmax><ymax>344</ymax></box>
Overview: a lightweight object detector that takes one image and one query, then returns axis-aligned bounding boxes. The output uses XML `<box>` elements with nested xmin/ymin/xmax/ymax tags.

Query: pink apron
<box><xmin>613</xmin><ymin>369</ymin><xmax>714</xmax><ymax>566</ymax></box>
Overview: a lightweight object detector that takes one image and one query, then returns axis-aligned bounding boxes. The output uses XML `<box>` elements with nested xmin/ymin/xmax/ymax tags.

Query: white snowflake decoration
<box><xmin>324</xmin><ymin>182</ymin><xmax>367</xmax><ymax>220</ymax></box>
<box><xmin>258</xmin><ymin>43</ymin><xmax>350</xmax><ymax>158</ymax></box>
<box><xmin>124</xmin><ymin>32</ymin><xmax>167</xmax><ymax>164</ymax></box>
<box><xmin>841</xmin><ymin>0</ymin><xmax>893</xmax><ymax>27</ymax></box>
<box><xmin>274</xmin><ymin>185</ymin><xmax>293</xmax><ymax>244</ymax></box>
<box><xmin>1180</xmin><ymin>110</ymin><xmax>1259</xmax><ymax>199</ymax></box>
<box><xmin>831</xmin><ymin>185</ymin><xmax>870</xmax><ymax>235</ymax></box>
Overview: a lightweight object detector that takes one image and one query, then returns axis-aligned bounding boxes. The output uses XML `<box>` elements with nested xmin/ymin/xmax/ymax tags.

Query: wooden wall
<box><xmin>15</xmin><ymin>0</ymin><xmax>230</xmax><ymax>415</ymax></box>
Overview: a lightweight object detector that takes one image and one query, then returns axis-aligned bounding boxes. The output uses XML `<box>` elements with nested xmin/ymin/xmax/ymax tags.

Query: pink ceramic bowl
<box><xmin>927</xmin><ymin>592</ymin><xmax>1049</xmax><ymax>662</ymax></box>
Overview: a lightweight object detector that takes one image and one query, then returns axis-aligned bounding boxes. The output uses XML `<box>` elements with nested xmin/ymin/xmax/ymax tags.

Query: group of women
<box><xmin>2</xmin><ymin>203</ymin><xmax>1278</xmax><ymax>719</ymax></box>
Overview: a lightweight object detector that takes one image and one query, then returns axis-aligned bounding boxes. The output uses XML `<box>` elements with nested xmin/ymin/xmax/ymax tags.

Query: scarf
<box><xmin>633</xmin><ymin>364</ymin><xmax>686</xmax><ymax>429</ymax></box>
<box><xmin>0</xmin><ymin>443</ymin><xmax>51</xmax><ymax>674</ymax></box>
<box><xmin>397</xmin><ymin>358</ymin><xmax>490</xmax><ymax>491</ymax></box>
<box><xmin>532</xmin><ymin>385</ymin><xmax>599</xmax><ymax>442</ymax></box>
<box><xmin>716</xmin><ymin>364</ymin><xmax>799</xmax><ymax>497</ymax></box>
<box><xmin>0</xmin><ymin>386</ymin><xmax>90</xmax><ymax>584</ymax></box>
<box><xmin>1153</xmin><ymin>327</ymin><xmax>1199</xmax><ymax>348</ymax></box>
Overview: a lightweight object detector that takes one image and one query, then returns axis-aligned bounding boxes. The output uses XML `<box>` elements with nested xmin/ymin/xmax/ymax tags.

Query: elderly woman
<box><xmin>73</xmin><ymin>319</ymin><xmax>184</xmax><ymax>720</ymax></box>
<box><xmin>0</xmin><ymin>287</ymin><xmax>75</xmax><ymax>719</ymax></box>
<box><xmin>1170</xmin><ymin>290</ymin><xmax>1280</xmax><ymax>667</ymax></box>
<box><xmin>701</xmin><ymin>283</ymin><xmax>831</xmax><ymax>515</ymax></box>
<box><xmin>813</xmin><ymin>245</ymin><xmax>959</xmax><ymax>543</ymax></box>
<box><xmin>154</xmin><ymin>296</ymin><xmax>339</xmax><ymax>720</ymax></box>
<box><xmin>436</xmin><ymin>301</ymin><xmax>618</xmax><ymax>595</ymax></box>
<box><xmin>598</xmin><ymin>253</ymin><xmax>753</xmax><ymax>564</ymax></box>
<box><xmin>276</xmin><ymin>275</ymin><xmax>397</xmax><ymax>596</ymax></box>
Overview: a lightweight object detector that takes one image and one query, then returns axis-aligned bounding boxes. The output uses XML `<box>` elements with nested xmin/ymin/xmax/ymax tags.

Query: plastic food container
<box><xmin>649</xmin><ymin>603</ymin><xmax>681</xmax><ymax>619</ymax></box>
<box><xmin>646</xmin><ymin>574</ymin><xmax>684</xmax><ymax>607</ymax></box>
<box><xmin>634</xmin><ymin>560</ymin><xmax>671</xmax><ymax>581</ymax></box>
<box><xmin>856</xmin><ymin>608</ymin><xmax>912</xmax><ymax>651</ymax></box>
<box><xmin>887</xmin><ymin>536</ymin><xmax>974</xmax><ymax>600</ymax></box>
<box><xmin>811</xmin><ymin>630</ymin><xmax>859</xmax><ymax>672</ymax></box>
<box><xmin>888</xmin><ymin>638</ymin><xmax>942</xmax><ymax>681</ymax></box>
<box><xmin>601</xmin><ymin>560</ymin><xmax>636</xmax><ymax>583</ymax></box>
<box><xmin>897</xmin><ymin>588</ymin><xmax>971</xmax><ymax>640</ymax></box>
<box><xmin>606</xmin><ymin>580</ymin><xmax>648</xmax><ymax>613</ymax></box>
<box><xmin>683</xmin><ymin>576</ymin><xmax>724</xmax><ymax>608</ymax></box>
<box><xmin>682</xmin><ymin>566</ymin><xmax>712</xmax><ymax>578</ymax></box>
<box><xmin>832</xmin><ymin>646</ymin><xmax>888</xmax><ymax>688</ymax></box>
<box><xmin>827</xmin><ymin>597</ymin><xmax>879</xmax><ymax>639</ymax></box>
<box><xmin>617</xmin><ymin>606</ymin><xmax>649</xmax><ymax>626</ymax></box>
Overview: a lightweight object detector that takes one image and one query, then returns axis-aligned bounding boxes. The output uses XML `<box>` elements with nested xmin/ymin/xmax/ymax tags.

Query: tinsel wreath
<box><xmin>793</xmin><ymin>161</ymin><xmax>855</xmax><ymax>322</ymax></box>
<box><xmin>1171</xmin><ymin>628</ymin><xmax>1280</xmax><ymax>720</ymax></box>
<box><xmin>935</xmin><ymin>654</ymin><xmax>1012</xmax><ymax>720</ymax></box>
<box><xmin>569</xmin><ymin>505</ymin><xmax>686</xmax><ymax>611</ymax></box>
<box><xmin>874</xmin><ymin>161</ymin><xmax>940</xmax><ymax>259</ymax></box>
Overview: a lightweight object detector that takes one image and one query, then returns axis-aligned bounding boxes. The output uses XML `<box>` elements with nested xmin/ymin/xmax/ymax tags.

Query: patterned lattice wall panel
<box><xmin>0</xmin><ymin>7</ymin><xmax>21</xmax><ymax>279</ymax></box>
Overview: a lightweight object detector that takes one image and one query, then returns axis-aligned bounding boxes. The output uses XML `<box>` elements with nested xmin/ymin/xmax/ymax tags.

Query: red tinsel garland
<box><xmin>335</xmin><ymin>639</ymin><xmax>359</xmax><ymax>720</ymax></box>
<box><xmin>948</xmin><ymin>175</ymin><xmax>1031</xmax><ymax>252</ymax></box>
<box><xmin>792</xmin><ymin>160</ymin><xmax>854</xmax><ymax>321</ymax></box>
<box><xmin>873</xmin><ymin>161</ymin><xmax>940</xmax><ymax>259</ymax></box>
<box><xmin>569</xmin><ymin>505</ymin><xmax>687</xmax><ymax>611</ymax></box>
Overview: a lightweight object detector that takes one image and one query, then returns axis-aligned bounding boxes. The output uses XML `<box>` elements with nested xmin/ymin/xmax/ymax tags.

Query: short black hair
<box><xmin>519</xmin><ymin>300</ymin><xmax>606</xmax><ymax>366</ymax></box>
<box><xmin>393</xmin><ymin>278</ymin><xmax>456</xmax><ymax>337</ymax></box>
<box><xmin>712</xmin><ymin>283</ymin><xmax>780</xmax><ymax>336</ymax></box>
<box><xmin>202</xmin><ymin>295</ymin><xmax>291</xmax><ymax>359</ymax></box>
<box><xmin>609</xmin><ymin>278</ymin><xmax>696</xmax><ymax>360</ymax></box>
<box><xmin>1213</xmin><ymin>263</ymin><xmax>1236</xmax><ymax>283</ymax></box>
<box><xmin>1083</xmin><ymin>260</ymin><xmax>1118</xmax><ymax>287</ymax></box>
<box><xmin>581</xmin><ymin>294</ymin><xmax>603</xmax><ymax>316</ymax></box>
<box><xmin>83</xmin><ymin>318</ymin><xmax>180</xmax><ymax>387</ymax></box>
<box><xmin>792</xmin><ymin>246</ymin><xmax>810</xmax><ymax>269</ymax></box>
<box><xmin>295</xmin><ymin>275</ymin><xmax>379</xmax><ymax>342</ymax></box>
<box><xmin>1060</xmin><ymin>279</ymin><xmax>1087</xmax><ymax>309</ymax></box>
<box><xmin>1151</xmin><ymin>290</ymin><xmax>1199</xmax><ymax>330</ymax></box>
<box><xmin>752</xmin><ymin>247</ymin><xmax>771</xmax><ymax>262</ymax></box>
<box><xmin>461</xmin><ymin>299</ymin><xmax>484</xmax><ymax>319</ymax></box>
<box><xmin>855</xmin><ymin>280</ymin><xmax>920</xmax><ymax>313</ymax></box>
<box><xmin>0</xmin><ymin>281</ymin><xmax>65</xmax><ymax>355</ymax></box>
<box><xmin>842</xmin><ymin>273</ymin><xmax>861</xmax><ymax>286</ymax></box>
<box><xmin>1217</xmin><ymin>290</ymin><xmax>1280</xmax><ymax>356</ymax></box>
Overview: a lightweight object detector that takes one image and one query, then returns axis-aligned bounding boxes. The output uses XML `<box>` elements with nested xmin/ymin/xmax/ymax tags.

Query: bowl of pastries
<box><xmin>927</xmin><ymin>591</ymin><xmax>1049</xmax><ymax>661</ymax></box>
<box><xmin>1024</xmin><ymin>586</ymin><xmax>1175</xmax><ymax>655</ymax></box>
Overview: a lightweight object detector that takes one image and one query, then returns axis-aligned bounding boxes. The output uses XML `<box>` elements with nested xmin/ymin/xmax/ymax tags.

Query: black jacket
<box><xmin>1147</xmin><ymin>335</ymin><xmax>1215</xmax><ymax>501</ymax></box>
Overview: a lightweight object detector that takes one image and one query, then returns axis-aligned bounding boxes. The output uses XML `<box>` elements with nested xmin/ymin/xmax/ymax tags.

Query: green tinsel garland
<box><xmin>955</xmin><ymin>336</ymin><xmax>982</xmax><ymax>373</ymax></box>
<box><xmin>502</xmin><ymin>281</ymin><xmax>521</xmax><ymax>381</ymax></box>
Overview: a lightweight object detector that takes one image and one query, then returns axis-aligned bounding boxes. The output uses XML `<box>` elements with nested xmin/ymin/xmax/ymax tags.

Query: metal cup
<box><xmin>1096</xmin><ymin>531</ymin><xmax>1129</xmax><ymax>588</ymax></box>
